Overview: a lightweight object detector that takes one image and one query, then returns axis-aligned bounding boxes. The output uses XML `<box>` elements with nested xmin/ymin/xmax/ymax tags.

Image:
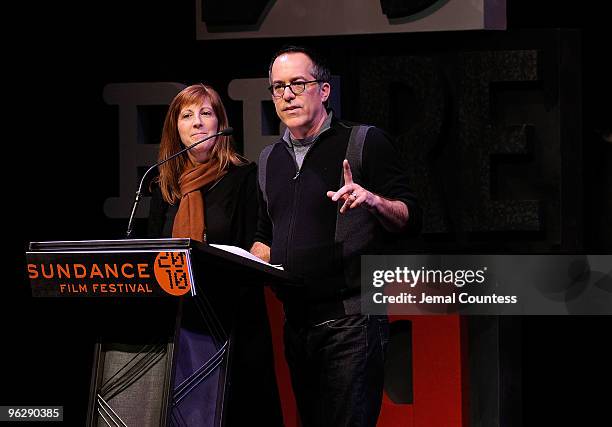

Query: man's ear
<box><xmin>320</xmin><ymin>82</ymin><xmax>331</xmax><ymax>102</ymax></box>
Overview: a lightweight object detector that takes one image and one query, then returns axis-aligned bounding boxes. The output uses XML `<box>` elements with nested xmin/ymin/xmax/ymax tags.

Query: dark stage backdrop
<box><xmin>5</xmin><ymin>1</ymin><xmax>611</xmax><ymax>425</ymax></box>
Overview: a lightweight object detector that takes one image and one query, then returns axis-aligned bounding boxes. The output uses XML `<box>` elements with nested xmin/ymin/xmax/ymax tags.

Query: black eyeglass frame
<box><xmin>268</xmin><ymin>79</ymin><xmax>322</xmax><ymax>98</ymax></box>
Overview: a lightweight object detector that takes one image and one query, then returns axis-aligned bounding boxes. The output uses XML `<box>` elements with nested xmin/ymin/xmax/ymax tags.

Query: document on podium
<box><xmin>209</xmin><ymin>244</ymin><xmax>284</xmax><ymax>270</ymax></box>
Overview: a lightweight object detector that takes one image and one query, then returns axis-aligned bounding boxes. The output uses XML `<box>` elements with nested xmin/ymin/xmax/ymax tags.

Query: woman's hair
<box><xmin>156</xmin><ymin>83</ymin><xmax>246</xmax><ymax>204</ymax></box>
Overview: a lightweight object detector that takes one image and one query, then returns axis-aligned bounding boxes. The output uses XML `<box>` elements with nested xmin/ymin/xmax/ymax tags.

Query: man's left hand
<box><xmin>326</xmin><ymin>159</ymin><xmax>379</xmax><ymax>214</ymax></box>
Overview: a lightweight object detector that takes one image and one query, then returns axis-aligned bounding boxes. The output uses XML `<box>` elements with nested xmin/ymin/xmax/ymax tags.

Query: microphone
<box><xmin>125</xmin><ymin>127</ymin><xmax>233</xmax><ymax>238</ymax></box>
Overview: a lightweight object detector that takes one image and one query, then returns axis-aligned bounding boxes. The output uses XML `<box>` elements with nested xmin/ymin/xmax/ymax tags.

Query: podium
<box><xmin>26</xmin><ymin>238</ymin><xmax>297</xmax><ymax>426</ymax></box>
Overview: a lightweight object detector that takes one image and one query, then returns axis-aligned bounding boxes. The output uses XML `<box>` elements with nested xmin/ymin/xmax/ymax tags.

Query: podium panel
<box><xmin>93</xmin><ymin>342</ymin><xmax>173</xmax><ymax>426</ymax></box>
<box><xmin>26</xmin><ymin>238</ymin><xmax>297</xmax><ymax>426</ymax></box>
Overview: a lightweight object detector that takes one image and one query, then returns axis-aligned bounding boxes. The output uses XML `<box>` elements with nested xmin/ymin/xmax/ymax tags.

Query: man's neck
<box><xmin>289</xmin><ymin>110</ymin><xmax>329</xmax><ymax>140</ymax></box>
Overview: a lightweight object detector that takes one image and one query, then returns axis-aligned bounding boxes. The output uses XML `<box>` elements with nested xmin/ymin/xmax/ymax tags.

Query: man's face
<box><xmin>270</xmin><ymin>52</ymin><xmax>330</xmax><ymax>138</ymax></box>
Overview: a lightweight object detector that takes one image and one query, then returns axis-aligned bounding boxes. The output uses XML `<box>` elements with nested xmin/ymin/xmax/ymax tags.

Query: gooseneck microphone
<box><xmin>125</xmin><ymin>127</ymin><xmax>233</xmax><ymax>238</ymax></box>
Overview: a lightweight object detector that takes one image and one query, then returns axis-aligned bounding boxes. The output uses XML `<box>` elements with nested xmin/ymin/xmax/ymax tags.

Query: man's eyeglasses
<box><xmin>268</xmin><ymin>80</ymin><xmax>321</xmax><ymax>98</ymax></box>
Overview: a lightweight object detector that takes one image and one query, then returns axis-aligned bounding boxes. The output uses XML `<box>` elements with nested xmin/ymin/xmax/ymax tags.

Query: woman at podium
<box><xmin>147</xmin><ymin>83</ymin><xmax>283</xmax><ymax>426</ymax></box>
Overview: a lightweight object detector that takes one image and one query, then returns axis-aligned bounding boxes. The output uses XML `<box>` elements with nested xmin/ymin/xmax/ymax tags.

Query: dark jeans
<box><xmin>284</xmin><ymin>314</ymin><xmax>389</xmax><ymax>427</ymax></box>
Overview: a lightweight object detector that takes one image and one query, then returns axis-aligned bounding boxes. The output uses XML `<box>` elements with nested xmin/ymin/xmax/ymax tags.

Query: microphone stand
<box><xmin>125</xmin><ymin>128</ymin><xmax>233</xmax><ymax>238</ymax></box>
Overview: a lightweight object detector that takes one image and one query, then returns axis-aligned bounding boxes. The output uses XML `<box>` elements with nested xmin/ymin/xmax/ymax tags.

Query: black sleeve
<box><xmin>253</xmin><ymin>164</ymin><xmax>273</xmax><ymax>247</ymax></box>
<box><xmin>362</xmin><ymin>127</ymin><xmax>422</xmax><ymax>234</ymax></box>
<box><xmin>235</xmin><ymin>164</ymin><xmax>259</xmax><ymax>249</ymax></box>
<box><xmin>147</xmin><ymin>181</ymin><xmax>167</xmax><ymax>238</ymax></box>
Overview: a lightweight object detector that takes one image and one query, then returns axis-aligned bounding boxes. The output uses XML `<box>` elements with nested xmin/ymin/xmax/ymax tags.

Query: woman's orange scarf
<box><xmin>172</xmin><ymin>159</ymin><xmax>226</xmax><ymax>242</ymax></box>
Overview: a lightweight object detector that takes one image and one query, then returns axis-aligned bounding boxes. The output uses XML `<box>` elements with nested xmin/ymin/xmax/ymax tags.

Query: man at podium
<box><xmin>251</xmin><ymin>46</ymin><xmax>421</xmax><ymax>427</ymax></box>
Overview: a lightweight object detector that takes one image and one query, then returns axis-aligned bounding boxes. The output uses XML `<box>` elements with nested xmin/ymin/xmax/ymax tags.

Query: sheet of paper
<box><xmin>209</xmin><ymin>244</ymin><xmax>284</xmax><ymax>270</ymax></box>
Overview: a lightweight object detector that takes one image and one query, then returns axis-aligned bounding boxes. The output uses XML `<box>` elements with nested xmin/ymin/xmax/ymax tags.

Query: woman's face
<box><xmin>177</xmin><ymin>98</ymin><xmax>219</xmax><ymax>163</ymax></box>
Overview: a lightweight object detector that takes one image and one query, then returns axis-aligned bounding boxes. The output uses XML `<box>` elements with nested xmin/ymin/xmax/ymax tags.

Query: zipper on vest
<box><xmin>285</xmin><ymin>144</ymin><xmax>316</xmax><ymax>269</ymax></box>
<box><xmin>290</xmin><ymin>152</ymin><xmax>300</xmax><ymax>180</ymax></box>
<box><xmin>285</xmin><ymin>173</ymin><xmax>300</xmax><ymax>269</ymax></box>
